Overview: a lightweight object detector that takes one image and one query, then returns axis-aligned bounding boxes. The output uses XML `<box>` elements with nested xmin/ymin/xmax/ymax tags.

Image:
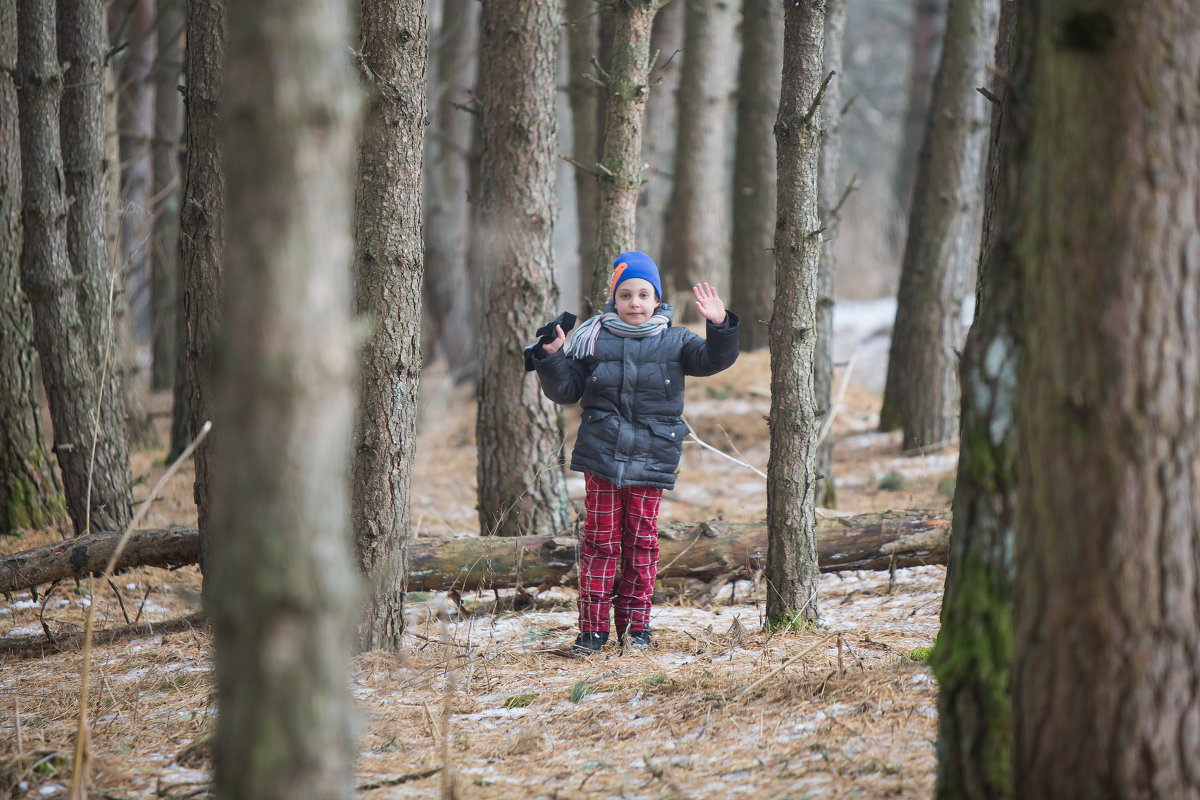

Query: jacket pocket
<box><xmin>645</xmin><ymin>418</ymin><xmax>688</xmax><ymax>472</ymax></box>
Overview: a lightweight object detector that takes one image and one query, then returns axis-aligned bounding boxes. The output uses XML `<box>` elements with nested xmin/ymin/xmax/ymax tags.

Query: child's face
<box><xmin>613</xmin><ymin>278</ymin><xmax>658</xmax><ymax>325</ymax></box>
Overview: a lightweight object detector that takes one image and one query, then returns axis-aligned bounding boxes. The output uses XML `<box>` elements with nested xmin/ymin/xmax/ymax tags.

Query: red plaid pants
<box><xmin>578</xmin><ymin>473</ymin><xmax>663</xmax><ymax>634</ymax></box>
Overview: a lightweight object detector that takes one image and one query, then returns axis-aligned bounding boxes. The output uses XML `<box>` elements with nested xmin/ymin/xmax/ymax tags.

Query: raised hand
<box><xmin>692</xmin><ymin>282</ymin><xmax>727</xmax><ymax>325</ymax></box>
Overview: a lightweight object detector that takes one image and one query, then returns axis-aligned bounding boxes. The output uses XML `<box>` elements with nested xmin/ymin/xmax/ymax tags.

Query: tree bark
<box><xmin>729</xmin><ymin>0</ymin><xmax>782</xmax><ymax>352</ymax></box>
<box><xmin>565</xmin><ymin>0</ymin><xmax>601</xmax><ymax>311</ymax></box>
<box><xmin>151</xmin><ymin>0</ymin><xmax>185</xmax><ymax>392</ymax></box>
<box><xmin>765</xmin><ymin>0</ymin><xmax>825</xmax><ymax>628</ymax></box>
<box><xmin>1</xmin><ymin>0</ymin><xmax>64</xmax><ymax>533</ymax></box>
<box><xmin>1</xmin><ymin>510</ymin><xmax>951</xmax><ymax>595</ymax></box>
<box><xmin>1013</xmin><ymin>4</ymin><xmax>1200</xmax><ymax>798</ymax></box>
<box><xmin>661</xmin><ymin>0</ymin><xmax>735</xmax><ymax>318</ymax></box>
<box><xmin>878</xmin><ymin>0</ymin><xmax>997</xmax><ymax>451</ymax></box>
<box><xmin>931</xmin><ymin>4</ymin><xmax>1016</xmax><ymax>798</ymax></box>
<box><xmin>584</xmin><ymin>0</ymin><xmax>658</xmax><ymax>318</ymax></box>
<box><xmin>472</xmin><ymin>0</ymin><xmax>571</xmax><ymax>538</ymax></box>
<box><xmin>210</xmin><ymin>0</ymin><xmax>362</xmax><ymax>796</ymax></box>
<box><xmin>813</xmin><ymin>0</ymin><xmax>845</xmax><ymax>510</ymax></box>
<box><xmin>180</xmin><ymin>0</ymin><xmax>226</xmax><ymax>573</ymax></box>
<box><xmin>352</xmin><ymin>0</ymin><xmax>428</xmax><ymax>654</ymax></box>
<box><xmin>422</xmin><ymin>0</ymin><xmax>477</xmax><ymax>378</ymax></box>
<box><xmin>634</xmin><ymin>0</ymin><xmax>681</xmax><ymax>276</ymax></box>
<box><xmin>18</xmin><ymin>0</ymin><xmax>133</xmax><ymax>537</ymax></box>
<box><xmin>893</xmin><ymin>0</ymin><xmax>944</xmax><ymax>229</ymax></box>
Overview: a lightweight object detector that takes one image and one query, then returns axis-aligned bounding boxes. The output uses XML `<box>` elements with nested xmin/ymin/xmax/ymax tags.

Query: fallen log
<box><xmin>0</xmin><ymin>509</ymin><xmax>949</xmax><ymax>596</ymax></box>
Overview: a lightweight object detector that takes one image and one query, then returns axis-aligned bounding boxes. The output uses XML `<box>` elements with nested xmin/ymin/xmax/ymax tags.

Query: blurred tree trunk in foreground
<box><xmin>179</xmin><ymin>0</ymin><xmax>225</xmax><ymax>571</ymax></box>
<box><xmin>813</xmin><ymin>0</ymin><xmax>846</xmax><ymax>509</ymax></box>
<box><xmin>729</xmin><ymin>0</ymin><xmax>782</xmax><ymax>351</ymax></box>
<box><xmin>1013</xmin><ymin>3</ymin><xmax>1200</xmax><ymax>797</ymax></box>
<box><xmin>662</xmin><ymin>0</ymin><xmax>735</xmax><ymax>318</ymax></box>
<box><xmin>473</xmin><ymin>0</ymin><xmax>571</xmax><ymax>538</ymax></box>
<box><xmin>931</xmin><ymin>2</ymin><xmax>1016</xmax><ymax>797</ymax></box>
<box><xmin>352</xmin><ymin>0</ymin><xmax>428</xmax><ymax>653</ymax></box>
<box><xmin>583</xmin><ymin>0</ymin><xmax>659</xmax><ymax>318</ymax></box>
<box><xmin>765</xmin><ymin>0</ymin><xmax>824</xmax><ymax>629</ymax></box>
<box><xmin>18</xmin><ymin>0</ymin><xmax>133</xmax><ymax>536</ymax></box>
<box><xmin>1</xmin><ymin>0</ymin><xmax>64</xmax><ymax>533</ymax></box>
<box><xmin>151</xmin><ymin>0</ymin><xmax>185</xmax><ymax>393</ymax></box>
<box><xmin>422</xmin><ymin>0</ymin><xmax>477</xmax><ymax>379</ymax></box>
<box><xmin>210</xmin><ymin>0</ymin><xmax>361</xmax><ymax>797</ymax></box>
<box><xmin>879</xmin><ymin>0</ymin><xmax>997</xmax><ymax>451</ymax></box>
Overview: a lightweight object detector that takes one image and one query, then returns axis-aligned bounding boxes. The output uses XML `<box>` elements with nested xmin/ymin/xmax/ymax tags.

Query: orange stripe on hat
<box><xmin>610</xmin><ymin>262</ymin><xmax>628</xmax><ymax>298</ymax></box>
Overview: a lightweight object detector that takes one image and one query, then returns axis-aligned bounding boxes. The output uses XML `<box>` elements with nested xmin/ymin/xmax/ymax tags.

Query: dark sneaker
<box><xmin>619</xmin><ymin>629</ymin><xmax>652</xmax><ymax>650</ymax></box>
<box><xmin>572</xmin><ymin>631</ymin><xmax>609</xmax><ymax>655</ymax></box>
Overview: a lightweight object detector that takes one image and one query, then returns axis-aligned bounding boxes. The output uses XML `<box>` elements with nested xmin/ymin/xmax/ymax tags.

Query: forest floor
<box><xmin>1</xmin><ymin>311</ymin><xmax>959</xmax><ymax>799</ymax></box>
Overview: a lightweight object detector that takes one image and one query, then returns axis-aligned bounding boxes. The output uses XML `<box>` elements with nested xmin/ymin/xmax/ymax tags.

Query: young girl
<box><xmin>530</xmin><ymin>251</ymin><xmax>739</xmax><ymax>654</ymax></box>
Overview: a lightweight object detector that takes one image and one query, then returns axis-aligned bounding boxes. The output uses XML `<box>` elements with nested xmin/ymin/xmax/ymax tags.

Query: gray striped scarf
<box><xmin>563</xmin><ymin>307</ymin><xmax>671</xmax><ymax>359</ymax></box>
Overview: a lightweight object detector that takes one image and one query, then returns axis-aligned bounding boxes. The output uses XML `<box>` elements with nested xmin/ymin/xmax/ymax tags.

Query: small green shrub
<box><xmin>878</xmin><ymin>471</ymin><xmax>907</xmax><ymax>491</ymax></box>
<box><xmin>908</xmin><ymin>647</ymin><xmax>933</xmax><ymax>663</ymax></box>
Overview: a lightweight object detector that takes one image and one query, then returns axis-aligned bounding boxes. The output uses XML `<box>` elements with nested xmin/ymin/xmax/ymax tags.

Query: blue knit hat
<box><xmin>610</xmin><ymin>251</ymin><xmax>662</xmax><ymax>300</ymax></box>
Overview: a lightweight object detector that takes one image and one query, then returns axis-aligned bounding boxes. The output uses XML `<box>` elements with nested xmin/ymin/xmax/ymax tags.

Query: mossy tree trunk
<box><xmin>210</xmin><ymin>0</ymin><xmax>362</xmax><ymax>796</ymax></box>
<box><xmin>765</xmin><ymin>0</ymin><xmax>825</xmax><ymax>628</ymax></box>
<box><xmin>584</xmin><ymin>0</ymin><xmax>658</xmax><ymax>318</ymax></box>
<box><xmin>729</xmin><ymin>0</ymin><xmax>782</xmax><ymax>352</ymax></box>
<box><xmin>1013</xmin><ymin>3</ymin><xmax>1200</xmax><ymax>797</ymax></box>
<box><xmin>879</xmin><ymin>0</ymin><xmax>997</xmax><ymax>452</ymax></box>
<box><xmin>1</xmin><ymin>0</ymin><xmax>64</xmax><ymax>533</ymax></box>
<box><xmin>813</xmin><ymin>0</ymin><xmax>845</xmax><ymax>508</ymax></box>
<box><xmin>352</xmin><ymin>0</ymin><xmax>428</xmax><ymax>653</ymax></box>
<box><xmin>931</xmin><ymin>3</ymin><xmax>1016</xmax><ymax>797</ymax></box>
<box><xmin>17</xmin><ymin>0</ymin><xmax>133</xmax><ymax>537</ymax></box>
<box><xmin>180</xmin><ymin>0</ymin><xmax>225</xmax><ymax>573</ymax></box>
<box><xmin>473</xmin><ymin>0</ymin><xmax>571</xmax><ymax>538</ymax></box>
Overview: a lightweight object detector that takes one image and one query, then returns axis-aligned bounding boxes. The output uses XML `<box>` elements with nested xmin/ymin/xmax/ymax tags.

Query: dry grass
<box><xmin>2</xmin><ymin>351</ymin><xmax>956</xmax><ymax>799</ymax></box>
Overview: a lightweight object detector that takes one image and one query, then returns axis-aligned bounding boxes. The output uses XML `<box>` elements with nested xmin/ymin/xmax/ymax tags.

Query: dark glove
<box><xmin>523</xmin><ymin>311</ymin><xmax>577</xmax><ymax>371</ymax></box>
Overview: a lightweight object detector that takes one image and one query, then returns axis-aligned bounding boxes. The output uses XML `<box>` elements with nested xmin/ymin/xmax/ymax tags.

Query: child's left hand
<box><xmin>693</xmin><ymin>283</ymin><xmax>727</xmax><ymax>325</ymax></box>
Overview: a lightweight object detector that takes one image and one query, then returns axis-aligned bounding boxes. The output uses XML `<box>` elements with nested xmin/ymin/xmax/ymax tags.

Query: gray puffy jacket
<box><xmin>532</xmin><ymin>307</ymin><xmax>739</xmax><ymax>489</ymax></box>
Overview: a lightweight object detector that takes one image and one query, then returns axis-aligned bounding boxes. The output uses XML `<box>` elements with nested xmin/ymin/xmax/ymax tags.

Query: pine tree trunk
<box><xmin>878</xmin><ymin>0</ymin><xmax>997</xmax><ymax>451</ymax></box>
<box><xmin>765</xmin><ymin>0</ymin><xmax>824</xmax><ymax>628</ymax></box>
<box><xmin>110</xmin><ymin>0</ymin><xmax>160</xmax><ymax>449</ymax></box>
<box><xmin>151</xmin><ymin>0</ymin><xmax>185</xmax><ymax>392</ymax></box>
<box><xmin>422</xmin><ymin>0</ymin><xmax>477</xmax><ymax>378</ymax></box>
<box><xmin>181</xmin><ymin>0</ymin><xmax>225</xmax><ymax>573</ymax></box>
<box><xmin>813</xmin><ymin>0</ymin><xmax>845</xmax><ymax>508</ymax></box>
<box><xmin>1013</xmin><ymin>4</ymin><xmax>1200</xmax><ymax>797</ymax></box>
<box><xmin>18</xmin><ymin>0</ymin><xmax>133</xmax><ymax>537</ymax></box>
<box><xmin>210</xmin><ymin>0</ymin><xmax>361</xmax><ymax>796</ymax></box>
<box><xmin>584</xmin><ymin>0</ymin><xmax>658</xmax><ymax>318</ymax></box>
<box><xmin>662</xmin><ymin>0</ymin><xmax>735</xmax><ymax>317</ymax></box>
<box><xmin>473</xmin><ymin>0</ymin><xmax>571</xmax><ymax>538</ymax></box>
<box><xmin>894</xmin><ymin>0</ymin><xmax>944</xmax><ymax>228</ymax></box>
<box><xmin>931</xmin><ymin>4</ymin><xmax>1016</xmax><ymax>797</ymax></box>
<box><xmin>729</xmin><ymin>0</ymin><xmax>782</xmax><ymax>352</ymax></box>
<box><xmin>565</xmin><ymin>0</ymin><xmax>601</xmax><ymax>310</ymax></box>
<box><xmin>1</xmin><ymin>0</ymin><xmax>64</xmax><ymax>533</ymax></box>
<box><xmin>352</xmin><ymin>0</ymin><xmax>428</xmax><ymax>654</ymax></box>
<box><xmin>635</xmin><ymin>0</ymin><xmax>682</xmax><ymax>269</ymax></box>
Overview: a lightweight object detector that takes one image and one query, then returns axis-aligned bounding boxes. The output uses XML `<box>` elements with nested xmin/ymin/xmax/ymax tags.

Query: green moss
<box><xmin>503</xmin><ymin>693</ymin><xmax>537</xmax><ymax>709</ymax></box>
<box><xmin>4</xmin><ymin>474</ymin><xmax>66</xmax><ymax>533</ymax></box>
<box><xmin>762</xmin><ymin>611</ymin><xmax>818</xmax><ymax>634</ymax></box>
<box><xmin>878</xmin><ymin>471</ymin><xmax>907</xmax><ymax>492</ymax></box>
<box><xmin>907</xmin><ymin>647</ymin><xmax>933</xmax><ymax>663</ymax></box>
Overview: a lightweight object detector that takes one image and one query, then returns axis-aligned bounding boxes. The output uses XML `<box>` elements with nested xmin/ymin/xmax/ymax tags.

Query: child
<box><xmin>530</xmin><ymin>251</ymin><xmax>739</xmax><ymax>654</ymax></box>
